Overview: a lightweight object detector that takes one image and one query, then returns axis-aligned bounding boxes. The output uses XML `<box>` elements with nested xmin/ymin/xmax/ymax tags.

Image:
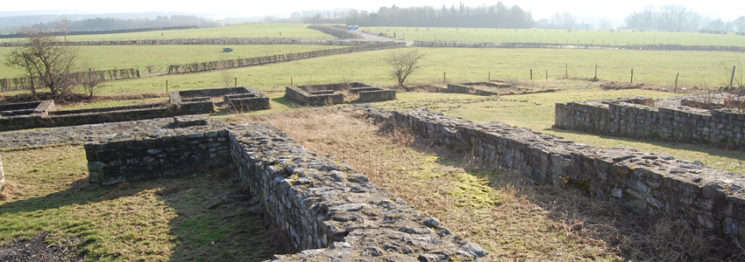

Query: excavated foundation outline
<box><xmin>83</xmin><ymin>118</ymin><xmax>487</xmax><ymax>261</ymax></box>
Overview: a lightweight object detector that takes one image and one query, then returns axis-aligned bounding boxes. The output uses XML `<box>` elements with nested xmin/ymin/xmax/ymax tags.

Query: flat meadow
<box><xmin>364</xmin><ymin>26</ymin><xmax>745</xmax><ymax>47</ymax></box>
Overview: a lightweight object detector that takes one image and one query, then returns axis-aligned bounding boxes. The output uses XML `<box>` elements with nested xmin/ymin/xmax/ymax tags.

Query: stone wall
<box><xmin>83</xmin><ymin>120</ymin><xmax>487</xmax><ymax>261</ymax></box>
<box><xmin>555</xmin><ymin>97</ymin><xmax>745</xmax><ymax>150</ymax></box>
<box><xmin>413</xmin><ymin>40</ymin><xmax>745</xmax><ymax>52</ymax></box>
<box><xmin>358</xmin><ymin>106</ymin><xmax>745</xmax><ymax>244</ymax></box>
<box><xmin>0</xmin><ymin>38</ymin><xmax>378</xmax><ymax>47</ymax></box>
<box><xmin>0</xmin><ymin>104</ymin><xmax>211</xmax><ymax>132</ymax></box>
<box><xmin>170</xmin><ymin>86</ymin><xmax>270</xmax><ymax>112</ymax></box>
<box><xmin>446</xmin><ymin>83</ymin><xmax>501</xmax><ymax>96</ymax></box>
<box><xmin>167</xmin><ymin>43</ymin><xmax>403</xmax><ymax>74</ymax></box>
<box><xmin>0</xmin><ymin>87</ymin><xmax>271</xmax><ymax>132</ymax></box>
<box><xmin>0</xmin><ymin>100</ymin><xmax>55</xmax><ymax>117</ymax></box>
<box><xmin>357</xmin><ymin>89</ymin><xmax>396</xmax><ymax>103</ymax></box>
<box><xmin>286</xmin><ymin>82</ymin><xmax>395</xmax><ymax>106</ymax></box>
<box><xmin>285</xmin><ymin>86</ymin><xmax>343</xmax><ymax>106</ymax></box>
<box><xmin>85</xmin><ymin>129</ymin><xmax>230</xmax><ymax>185</ymax></box>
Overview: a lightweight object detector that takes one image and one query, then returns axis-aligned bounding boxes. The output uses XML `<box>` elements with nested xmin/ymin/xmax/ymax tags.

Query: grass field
<box><xmin>365</xmin><ymin>27</ymin><xmax>745</xmax><ymax>47</ymax></box>
<box><xmin>0</xmin><ymin>146</ymin><xmax>288</xmax><ymax>261</ymax></box>
<box><xmin>371</xmin><ymin>87</ymin><xmax>745</xmax><ymax>175</ymax></box>
<box><xmin>46</xmin><ymin>47</ymin><xmax>741</xmax><ymax>98</ymax></box>
<box><xmin>0</xmin><ymin>23</ymin><xmax>333</xmax><ymax>43</ymax></box>
<box><xmin>0</xmin><ymin>44</ymin><xmax>343</xmax><ymax>78</ymax></box>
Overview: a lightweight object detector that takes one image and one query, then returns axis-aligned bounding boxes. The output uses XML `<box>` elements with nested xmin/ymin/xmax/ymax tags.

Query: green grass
<box><xmin>365</xmin><ymin>27</ymin><xmax>745</xmax><ymax>47</ymax></box>
<box><xmin>0</xmin><ymin>23</ymin><xmax>333</xmax><ymax>43</ymax></box>
<box><xmin>61</xmin><ymin>47</ymin><xmax>743</xmax><ymax>97</ymax></box>
<box><xmin>373</xmin><ymin>86</ymin><xmax>745</xmax><ymax>175</ymax></box>
<box><xmin>0</xmin><ymin>146</ymin><xmax>284</xmax><ymax>261</ymax></box>
<box><xmin>0</xmin><ymin>44</ymin><xmax>343</xmax><ymax>78</ymax></box>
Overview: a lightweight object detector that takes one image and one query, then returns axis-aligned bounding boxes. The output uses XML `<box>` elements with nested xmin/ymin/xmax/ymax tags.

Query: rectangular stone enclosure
<box><xmin>0</xmin><ymin>87</ymin><xmax>269</xmax><ymax>132</ymax></box>
<box><xmin>555</xmin><ymin>95</ymin><xmax>745</xmax><ymax>150</ymax></box>
<box><xmin>170</xmin><ymin>86</ymin><xmax>270</xmax><ymax>112</ymax></box>
<box><xmin>84</xmin><ymin>119</ymin><xmax>485</xmax><ymax>261</ymax></box>
<box><xmin>285</xmin><ymin>82</ymin><xmax>395</xmax><ymax>106</ymax></box>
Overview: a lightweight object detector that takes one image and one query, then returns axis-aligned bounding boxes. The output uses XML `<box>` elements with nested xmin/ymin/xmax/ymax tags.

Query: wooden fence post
<box><xmin>674</xmin><ymin>72</ymin><xmax>679</xmax><ymax>93</ymax></box>
<box><xmin>630</xmin><ymin>68</ymin><xmax>634</xmax><ymax>83</ymax></box>
<box><xmin>593</xmin><ymin>64</ymin><xmax>598</xmax><ymax>81</ymax></box>
<box><xmin>530</xmin><ymin>68</ymin><xmax>533</xmax><ymax>80</ymax></box>
<box><xmin>730</xmin><ymin>65</ymin><xmax>736</xmax><ymax>88</ymax></box>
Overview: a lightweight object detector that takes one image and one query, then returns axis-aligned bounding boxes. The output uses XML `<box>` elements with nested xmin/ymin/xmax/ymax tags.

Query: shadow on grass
<box><xmin>270</xmin><ymin>96</ymin><xmax>298</xmax><ymax>109</ymax></box>
<box><xmin>545</xmin><ymin>127</ymin><xmax>745</xmax><ymax>166</ymax></box>
<box><xmin>0</xmin><ymin>172</ymin><xmax>292</xmax><ymax>261</ymax></box>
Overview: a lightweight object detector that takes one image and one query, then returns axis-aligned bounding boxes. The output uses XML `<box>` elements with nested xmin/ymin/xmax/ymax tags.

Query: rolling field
<box><xmin>0</xmin><ymin>23</ymin><xmax>333</xmax><ymax>43</ymax></box>
<box><xmin>55</xmin><ymin>47</ymin><xmax>743</xmax><ymax>98</ymax></box>
<box><xmin>2</xmin><ymin>23</ymin><xmax>745</xmax><ymax>261</ymax></box>
<box><xmin>0</xmin><ymin>44</ymin><xmax>343</xmax><ymax>78</ymax></box>
<box><xmin>365</xmin><ymin>26</ymin><xmax>745</xmax><ymax>47</ymax></box>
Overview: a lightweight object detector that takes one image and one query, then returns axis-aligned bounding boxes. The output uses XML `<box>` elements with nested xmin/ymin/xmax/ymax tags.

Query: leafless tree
<box><xmin>387</xmin><ymin>49</ymin><xmax>423</xmax><ymax>88</ymax></box>
<box><xmin>219</xmin><ymin>57</ymin><xmax>232</xmax><ymax>87</ymax></box>
<box><xmin>6</xmin><ymin>29</ymin><xmax>77</xmax><ymax>100</ymax></box>
<box><xmin>82</xmin><ymin>68</ymin><xmax>105</xmax><ymax>97</ymax></box>
<box><xmin>57</xmin><ymin>19</ymin><xmax>70</xmax><ymax>42</ymax></box>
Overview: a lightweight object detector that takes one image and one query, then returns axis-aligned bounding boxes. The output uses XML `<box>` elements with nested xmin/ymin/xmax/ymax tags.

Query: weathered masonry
<box><xmin>84</xmin><ymin>119</ymin><xmax>486</xmax><ymax>261</ymax></box>
<box><xmin>169</xmin><ymin>86</ymin><xmax>270</xmax><ymax>112</ymax></box>
<box><xmin>285</xmin><ymin>82</ymin><xmax>396</xmax><ymax>106</ymax></box>
<box><xmin>0</xmin><ymin>87</ymin><xmax>269</xmax><ymax>132</ymax></box>
<box><xmin>446</xmin><ymin>82</ymin><xmax>506</xmax><ymax>96</ymax></box>
<box><xmin>554</xmin><ymin>96</ymin><xmax>745</xmax><ymax>150</ymax></box>
<box><xmin>359</xmin><ymin>106</ymin><xmax>745</xmax><ymax>245</ymax></box>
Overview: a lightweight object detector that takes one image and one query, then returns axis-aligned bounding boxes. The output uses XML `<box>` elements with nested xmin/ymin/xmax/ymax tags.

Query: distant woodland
<box><xmin>303</xmin><ymin>3</ymin><xmax>534</xmax><ymax>28</ymax></box>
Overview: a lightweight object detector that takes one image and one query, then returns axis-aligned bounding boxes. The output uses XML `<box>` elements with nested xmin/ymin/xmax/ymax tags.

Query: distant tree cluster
<box><xmin>625</xmin><ymin>5</ymin><xmax>745</xmax><ymax>34</ymax></box>
<box><xmin>29</xmin><ymin>15</ymin><xmax>219</xmax><ymax>33</ymax></box>
<box><xmin>304</xmin><ymin>2</ymin><xmax>534</xmax><ymax>29</ymax></box>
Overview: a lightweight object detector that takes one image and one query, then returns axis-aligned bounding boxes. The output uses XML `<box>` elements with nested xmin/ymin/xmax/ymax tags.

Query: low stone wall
<box><xmin>0</xmin><ymin>87</ymin><xmax>271</xmax><ymax>132</ymax></box>
<box><xmin>0</xmin><ymin>100</ymin><xmax>55</xmax><ymax>117</ymax></box>
<box><xmin>555</xmin><ymin>97</ymin><xmax>745</xmax><ymax>150</ymax></box>
<box><xmin>83</xmin><ymin>120</ymin><xmax>487</xmax><ymax>261</ymax></box>
<box><xmin>285</xmin><ymin>86</ymin><xmax>343</xmax><ymax>106</ymax></box>
<box><xmin>170</xmin><ymin>86</ymin><xmax>270</xmax><ymax>112</ymax></box>
<box><xmin>0</xmin><ymin>104</ymin><xmax>212</xmax><ymax>132</ymax></box>
<box><xmin>357</xmin><ymin>89</ymin><xmax>396</xmax><ymax>103</ymax></box>
<box><xmin>85</xmin><ymin>129</ymin><xmax>230</xmax><ymax>185</ymax></box>
<box><xmin>413</xmin><ymin>40</ymin><xmax>745</xmax><ymax>52</ymax></box>
<box><xmin>286</xmin><ymin>82</ymin><xmax>395</xmax><ymax>106</ymax></box>
<box><xmin>358</xmin><ymin>106</ymin><xmax>745</xmax><ymax>244</ymax></box>
<box><xmin>446</xmin><ymin>83</ymin><xmax>500</xmax><ymax>96</ymax></box>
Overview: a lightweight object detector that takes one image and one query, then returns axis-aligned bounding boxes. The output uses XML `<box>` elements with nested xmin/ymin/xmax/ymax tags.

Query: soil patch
<box><xmin>0</xmin><ymin>234</ymin><xmax>80</xmax><ymax>262</ymax></box>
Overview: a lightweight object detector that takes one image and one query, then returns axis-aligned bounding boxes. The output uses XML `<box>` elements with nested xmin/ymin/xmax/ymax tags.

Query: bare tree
<box><xmin>82</xmin><ymin>68</ymin><xmax>105</xmax><ymax>97</ymax></box>
<box><xmin>219</xmin><ymin>57</ymin><xmax>232</xmax><ymax>87</ymax></box>
<box><xmin>387</xmin><ymin>49</ymin><xmax>423</xmax><ymax>89</ymax></box>
<box><xmin>6</xmin><ymin>29</ymin><xmax>77</xmax><ymax>100</ymax></box>
<box><xmin>57</xmin><ymin>19</ymin><xmax>70</xmax><ymax>42</ymax></box>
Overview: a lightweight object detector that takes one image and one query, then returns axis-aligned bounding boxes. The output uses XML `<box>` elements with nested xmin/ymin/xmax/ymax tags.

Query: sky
<box><xmin>1</xmin><ymin>0</ymin><xmax>742</xmax><ymax>22</ymax></box>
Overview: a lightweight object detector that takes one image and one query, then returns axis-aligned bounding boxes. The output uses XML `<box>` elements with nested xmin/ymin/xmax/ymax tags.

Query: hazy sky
<box><xmin>2</xmin><ymin>0</ymin><xmax>742</xmax><ymax>22</ymax></box>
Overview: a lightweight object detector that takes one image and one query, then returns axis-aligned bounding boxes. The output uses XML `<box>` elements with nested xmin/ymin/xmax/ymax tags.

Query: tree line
<box><xmin>16</xmin><ymin>15</ymin><xmax>219</xmax><ymax>35</ymax></box>
<box><xmin>624</xmin><ymin>6</ymin><xmax>744</xmax><ymax>33</ymax></box>
<box><xmin>303</xmin><ymin>2</ymin><xmax>534</xmax><ymax>28</ymax></box>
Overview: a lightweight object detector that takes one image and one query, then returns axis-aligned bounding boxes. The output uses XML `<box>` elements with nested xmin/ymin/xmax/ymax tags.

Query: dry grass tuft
<box><xmin>0</xmin><ymin>181</ymin><xmax>28</xmax><ymax>201</ymax></box>
<box><xmin>229</xmin><ymin>108</ymin><xmax>740</xmax><ymax>261</ymax></box>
